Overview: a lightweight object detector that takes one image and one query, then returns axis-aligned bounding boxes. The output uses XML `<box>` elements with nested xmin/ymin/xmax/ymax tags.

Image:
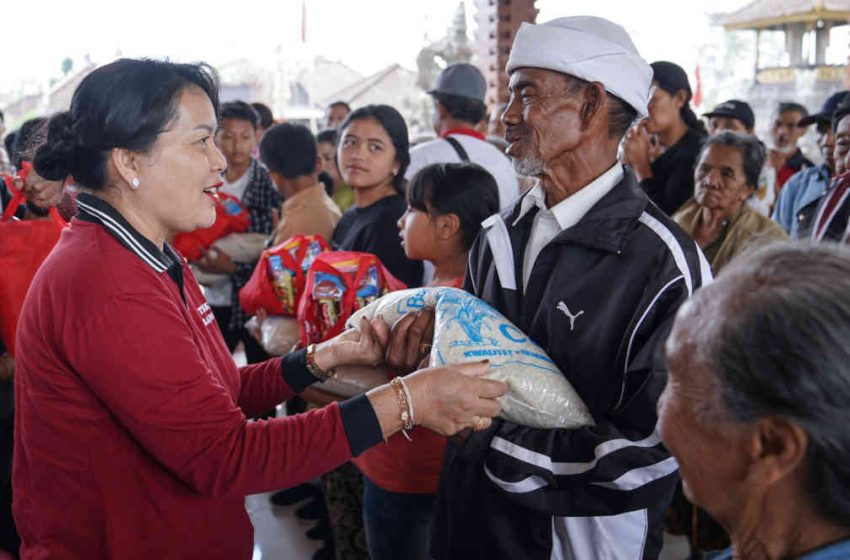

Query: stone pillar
<box><xmin>474</xmin><ymin>0</ymin><xmax>538</xmax><ymax>109</ymax></box>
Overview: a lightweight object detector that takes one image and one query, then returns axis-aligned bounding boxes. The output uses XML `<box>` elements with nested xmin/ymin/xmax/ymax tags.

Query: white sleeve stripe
<box><xmin>589</xmin><ymin>456</ymin><xmax>679</xmax><ymax>491</ymax></box>
<box><xmin>490</xmin><ymin>431</ymin><xmax>662</xmax><ymax>477</ymax></box>
<box><xmin>615</xmin><ymin>275</ymin><xmax>684</xmax><ymax>409</ymax></box>
<box><xmin>696</xmin><ymin>242</ymin><xmax>714</xmax><ymax>286</ymax></box>
<box><xmin>637</xmin><ymin>212</ymin><xmax>693</xmax><ymax>295</ymax></box>
<box><xmin>482</xmin><ymin>214</ymin><xmax>518</xmax><ymax>291</ymax></box>
<box><xmin>484</xmin><ymin>465</ymin><xmax>549</xmax><ymax>494</ymax></box>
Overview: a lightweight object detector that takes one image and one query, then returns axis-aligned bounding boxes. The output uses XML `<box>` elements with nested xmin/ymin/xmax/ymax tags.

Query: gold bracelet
<box><xmin>389</xmin><ymin>377</ymin><xmax>414</xmax><ymax>440</ymax></box>
<box><xmin>305</xmin><ymin>343</ymin><xmax>335</xmax><ymax>381</ymax></box>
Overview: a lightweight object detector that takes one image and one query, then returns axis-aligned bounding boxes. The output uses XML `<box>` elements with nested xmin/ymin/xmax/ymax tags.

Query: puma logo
<box><xmin>556</xmin><ymin>301</ymin><xmax>584</xmax><ymax>331</ymax></box>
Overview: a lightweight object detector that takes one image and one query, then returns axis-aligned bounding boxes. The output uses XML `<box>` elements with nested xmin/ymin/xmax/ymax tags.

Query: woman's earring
<box><xmin>130</xmin><ymin>177</ymin><xmax>140</xmax><ymax>189</ymax></box>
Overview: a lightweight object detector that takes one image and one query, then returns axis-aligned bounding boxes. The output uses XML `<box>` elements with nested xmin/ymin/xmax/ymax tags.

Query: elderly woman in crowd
<box><xmin>673</xmin><ymin>131</ymin><xmax>787</xmax><ymax>274</ymax></box>
<box><xmin>660</xmin><ymin>242</ymin><xmax>850</xmax><ymax>560</ymax></box>
<box><xmin>11</xmin><ymin>58</ymin><xmax>506</xmax><ymax>560</ymax></box>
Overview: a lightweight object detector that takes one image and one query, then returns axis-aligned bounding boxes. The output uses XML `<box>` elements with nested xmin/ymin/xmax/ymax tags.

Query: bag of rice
<box><xmin>347</xmin><ymin>287</ymin><xmax>594</xmax><ymax>430</ymax></box>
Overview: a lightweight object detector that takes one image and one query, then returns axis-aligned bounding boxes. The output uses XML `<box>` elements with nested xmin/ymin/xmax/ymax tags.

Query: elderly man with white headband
<box><xmin>423</xmin><ymin>16</ymin><xmax>712</xmax><ymax>559</ymax></box>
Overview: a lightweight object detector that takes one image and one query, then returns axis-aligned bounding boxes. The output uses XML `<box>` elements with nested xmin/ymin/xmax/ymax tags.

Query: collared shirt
<box><xmin>772</xmin><ymin>164</ymin><xmax>831</xmax><ymax>239</ymax></box>
<box><xmin>518</xmin><ymin>164</ymin><xmax>624</xmax><ymax>290</ymax></box>
<box><xmin>75</xmin><ymin>192</ymin><xmax>186</xmax><ymax>298</ymax></box>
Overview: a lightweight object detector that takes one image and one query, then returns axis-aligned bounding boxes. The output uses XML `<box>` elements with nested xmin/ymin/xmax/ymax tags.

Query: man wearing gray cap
<box><xmin>406</xmin><ymin>63</ymin><xmax>519</xmax><ymax>210</ymax></box>
<box><xmin>429</xmin><ymin>16</ymin><xmax>711</xmax><ymax>559</ymax></box>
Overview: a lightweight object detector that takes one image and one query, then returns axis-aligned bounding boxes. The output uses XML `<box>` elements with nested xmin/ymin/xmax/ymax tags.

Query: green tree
<box><xmin>61</xmin><ymin>57</ymin><xmax>73</xmax><ymax>76</ymax></box>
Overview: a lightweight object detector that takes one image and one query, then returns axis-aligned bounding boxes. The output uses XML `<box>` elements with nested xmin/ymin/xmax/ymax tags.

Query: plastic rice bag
<box><xmin>244</xmin><ymin>315</ymin><xmax>302</xmax><ymax>357</ymax></box>
<box><xmin>347</xmin><ymin>287</ymin><xmax>594</xmax><ymax>430</ymax></box>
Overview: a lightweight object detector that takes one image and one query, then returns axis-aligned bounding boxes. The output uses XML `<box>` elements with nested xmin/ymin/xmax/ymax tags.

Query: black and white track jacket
<box><xmin>431</xmin><ymin>172</ymin><xmax>711</xmax><ymax>560</ymax></box>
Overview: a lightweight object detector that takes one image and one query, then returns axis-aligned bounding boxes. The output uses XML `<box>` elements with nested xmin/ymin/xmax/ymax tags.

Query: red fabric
<box><xmin>776</xmin><ymin>164</ymin><xmax>797</xmax><ymax>189</ymax></box>
<box><xmin>353</xmin><ymin>277</ymin><xmax>463</xmax><ymax>494</ymax></box>
<box><xmin>13</xmin><ymin>220</ymin><xmax>356</xmax><ymax>559</ymax></box>
<box><xmin>239</xmin><ymin>234</ymin><xmax>329</xmax><ymax>316</ymax></box>
<box><xmin>816</xmin><ymin>175</ymin><xmax>850</xmax><ymax>238</ymax></box>
<box><xmin>441</xmin><ymin>127</ymin><xmax>486</xmax><ymax>141</ymax></box>
<box><xmin>298</xmin><ymin>251</ymin><xmax>406</xmax><ymax>344</ymax></box>
<box><xmin>0</xmin><ymin>167</ymin><xmax>68</xmax><ymax>355</ymax></box>
<box><xmin>172</xmin><ymin>192</ymin><xmax>250</xmax><ymax>261</ymax></box>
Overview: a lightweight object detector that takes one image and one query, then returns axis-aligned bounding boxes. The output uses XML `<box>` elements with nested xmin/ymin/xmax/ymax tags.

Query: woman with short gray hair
<box><xmin>659</xmin><ymin>242</ymin><xmax>850</xmax><ymax>560</ymax></box>
<box><xmin>673</xmin><ymin>131</ymin><xmax>787</xmax><ymax>273</ymax></box>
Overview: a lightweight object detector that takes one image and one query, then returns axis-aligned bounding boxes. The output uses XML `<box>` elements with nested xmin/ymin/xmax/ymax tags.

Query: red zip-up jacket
<box><xmin>13</xmin><ymin>193</ymin><xmax>382</xmax><ymax>559</ymax></box>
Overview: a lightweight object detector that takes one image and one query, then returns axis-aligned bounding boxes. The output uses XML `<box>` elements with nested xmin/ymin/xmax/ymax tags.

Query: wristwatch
<box><xmin>305</xmin><ymin>343</ymin><xmax>335</xmax><ymax>381</ymax></box>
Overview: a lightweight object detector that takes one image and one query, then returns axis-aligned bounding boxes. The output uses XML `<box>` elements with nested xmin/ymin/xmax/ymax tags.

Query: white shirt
<box><xmin>519</xmin><ymin>164</ymin><xmax>624</xmax><ymax>290</ymax></box>
<box><xmin>406</xmin><ymin>132</ymin><xmax>520</xmax><ymax>210</ymax></box>
<box><xmin>203</xmin><ymin>169</ymin><xmax>252</xmax><ymax>307</ymax></box>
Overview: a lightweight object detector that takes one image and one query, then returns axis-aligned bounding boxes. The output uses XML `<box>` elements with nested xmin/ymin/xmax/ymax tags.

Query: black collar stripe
<box><xmin>76</xmin><ymin>197</ymin><xmax>168</xmax><ymax>273</ymax></box>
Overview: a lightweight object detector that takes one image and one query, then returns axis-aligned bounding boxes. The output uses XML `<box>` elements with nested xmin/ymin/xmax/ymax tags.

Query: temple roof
<box><xmin>715</xmin><ymin>0</ymin><xmax>850</xmax><ymax>30</ymax></box>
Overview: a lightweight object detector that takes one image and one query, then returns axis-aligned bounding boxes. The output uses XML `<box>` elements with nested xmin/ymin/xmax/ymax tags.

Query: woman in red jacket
<box><xmin>11</xmin><ymin>58</ymin><xmax>505</xmax><ymax>560</ymax></box>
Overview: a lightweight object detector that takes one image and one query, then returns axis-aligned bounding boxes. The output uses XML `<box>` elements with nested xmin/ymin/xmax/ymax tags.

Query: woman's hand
<box><xmin>622</xmin><ymin>121</ymin><xmax>655</xmax><ymax>181</ymax></box>
<box><xmin>196</xmin><ymin>248</ymin><xmax>237</xmax><ymax>274</ymax></box>
<box><xmin>314</xmin><ymin>317</ymin><xmax>389</xmax><ymax>371</ymax></box>
<box><xmin>384</xmin><ymin>308</ymin><xmax>435</xmax><ymax>373</ymax></box>
<box><xmin>19</xmin><ymin>172</ymin><xmax>66</xmax><ymax>209</ymax></box>
<box><xmin>405</xmin><ymin>361</ymin><xmax>506</xmax><ymax>435</ymax></box>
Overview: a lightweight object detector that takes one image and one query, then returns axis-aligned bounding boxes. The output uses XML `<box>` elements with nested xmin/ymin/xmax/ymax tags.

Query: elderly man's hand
<box><xmin>385</xmin><ymin>308</ymin><xmax>435</xmax><ymax>373</ymax></box>
<box><xmin>196</xmin><ymin>248</ymin><xmax>237</xmax><ymax>275</ymax></box>
<box><xmin>314</xmin><ymin>316</ymin><xmax>390</xmax><ymax>370</ymax></box>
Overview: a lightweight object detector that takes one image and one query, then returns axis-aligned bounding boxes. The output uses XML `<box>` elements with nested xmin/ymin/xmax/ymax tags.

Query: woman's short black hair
<box><xmin>250</xmin><ymin>102</ymin><xmax>274</xmax><ymax>129</ymax></box>
<box><xmin>339</xmin><ymin>104</ymin><xmax>410</xmax><ymax>192</ymax></box>
<box><xmin>220</xmin><ymin>100</ymin><xmax>259</xmax><ymax>130</ymax></box>
<box><xmin>259</xmin><ymin>123</ymin><xmax>317</xmax><ymax>179</ymax></box>
<box><xmin>317</xmin><ymin>128</ymin><xmax>338</xmax><ymax>146</ymax></box>
<box><xmin>407</xmin><ymin>162</ymin><xmax>499</xmax><ymax>250</ymax></box>
<box><xmin>32</xmin><ymin>58</ymin><xmax>219</xmax><ymax>189</ymax></box>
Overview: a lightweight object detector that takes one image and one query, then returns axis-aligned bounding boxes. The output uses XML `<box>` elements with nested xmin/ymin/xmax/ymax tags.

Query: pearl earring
<box><xmin>130</xmin><ymin>178</ymin><xmax>140</xmax><ymax>189</ymax></box>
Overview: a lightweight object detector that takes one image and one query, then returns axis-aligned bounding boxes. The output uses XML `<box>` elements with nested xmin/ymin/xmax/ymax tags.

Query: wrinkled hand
<box><xmin>196</xmin><ymin>248</ymin><xmax>237</xmax><ymax>274</ymax></box>
<box><xmin>404</xmin><ymin>361</ymin><xmax>507</xmax><ymax>436</ymax></box>
<box><xmin>19</xmin><ymin>172</ymin><xmax>65</xmax><ymax>209</ymax></box>
<box><xmin>385</xmin><ymin>308</ymin><xmax>435</xmax><ymax>373</ymax></box>
<box><xmin>317</xmin><ymin>316</ymin><xmax>389</xmax><ymax>370</ymax></box>
<box><xmin>0</xmin><ymin>353</ymin><xmax>14</xmax><ymax>382</ymax></box>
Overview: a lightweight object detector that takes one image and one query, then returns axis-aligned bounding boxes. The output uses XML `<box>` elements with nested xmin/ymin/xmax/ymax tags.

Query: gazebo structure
<box><xmin>714</xmin><ymin>0</ymin><xmax>849</xmax><ymax>141</ymax></box>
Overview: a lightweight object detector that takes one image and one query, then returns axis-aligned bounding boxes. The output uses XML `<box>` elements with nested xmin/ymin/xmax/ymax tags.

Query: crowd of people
<box><xmin>1</xmin><ymin>13</ymin><xmax>850</xmax><ymax>560</ymax></box>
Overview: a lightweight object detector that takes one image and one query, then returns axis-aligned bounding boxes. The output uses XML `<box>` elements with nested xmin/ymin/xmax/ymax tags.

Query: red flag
<box><xmin>693</xmin><ymin>63</ymin><xmax>702</xmax><ymax>108</ymax></box>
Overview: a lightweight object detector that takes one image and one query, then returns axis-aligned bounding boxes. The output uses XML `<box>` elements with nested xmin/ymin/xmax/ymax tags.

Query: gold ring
<box><xmin>419</xmin><ymin>343</ymin><xmax>432</xmax><ymax>355</ymax></box>
<box><xmin>473</xmin><ymin>416</ymin><xmax>486</xmax><ymax>431</ymax></box>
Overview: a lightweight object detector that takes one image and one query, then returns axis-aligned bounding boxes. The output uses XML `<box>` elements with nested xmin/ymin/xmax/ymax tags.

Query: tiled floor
<box><xmin>247</xmin><ymin>492</ymin><xmax>322</xmax><ymax>560</ymax></box>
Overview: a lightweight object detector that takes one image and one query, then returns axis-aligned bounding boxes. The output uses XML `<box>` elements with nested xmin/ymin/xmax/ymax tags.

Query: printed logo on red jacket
<box><xmin>197</xmin><ymin>302</ymin><xmax>216</xmax><ymax>327</ymax></box>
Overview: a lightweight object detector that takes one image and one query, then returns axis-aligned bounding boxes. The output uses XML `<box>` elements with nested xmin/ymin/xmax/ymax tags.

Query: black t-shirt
<box><xmin>332</xmin><ymin>194</ymin><xmax>423</xmax><ymax>288</ymax></box>
<box><xmin>639</xmin><ymin>128</ymin><xmax>706</xmax><ymax>216</ymax></box>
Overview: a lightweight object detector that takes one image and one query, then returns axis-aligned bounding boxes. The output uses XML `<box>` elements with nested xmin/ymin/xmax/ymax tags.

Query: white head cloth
<box><xmin>506</xmin><ymin>16</ymin><xmax>653</xmax><ymax>118</ymax></box>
